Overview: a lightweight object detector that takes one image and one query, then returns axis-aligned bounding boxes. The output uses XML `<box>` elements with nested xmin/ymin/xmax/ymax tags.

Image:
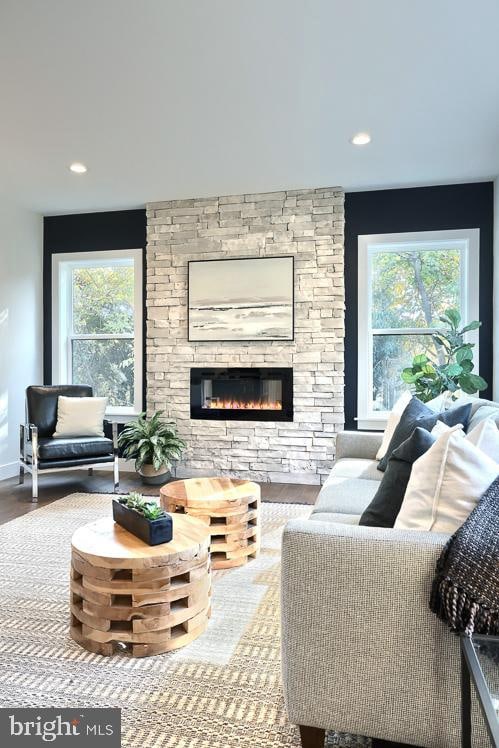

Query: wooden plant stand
<box><xmin>70</xmin><ymin>514</ymin><xmax>211</xmax><ymax>657</ymax></box>
<box><xmin>160</xmin><ymin>477</ymin><xmax>261</xmax><ymax>570</ymax></box>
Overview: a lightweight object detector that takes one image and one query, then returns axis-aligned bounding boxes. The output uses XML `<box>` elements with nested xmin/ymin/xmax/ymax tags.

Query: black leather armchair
<box><xmin>19</xmin><ymin>385</ymin><xmax>119</xmax><ymax>502</ymax></box>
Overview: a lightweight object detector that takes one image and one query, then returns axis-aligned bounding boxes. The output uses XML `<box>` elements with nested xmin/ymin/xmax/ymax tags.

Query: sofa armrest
<box><xmin>280</xmin><ymin>519</ymin><xmax>472</xmax><ymax>746</ymax></box>
<box><xmin>335</xmin><ymin>430</ymin><xmax>383</xmax><ymax>460</ymax></box>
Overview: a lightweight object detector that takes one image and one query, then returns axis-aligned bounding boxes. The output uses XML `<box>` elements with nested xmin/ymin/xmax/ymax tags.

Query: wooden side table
<box><xmin>70</xmin><ymin>514</ymin><xmax>211</xmax><ymax>657</ymax></box>
<box><xmin>160</xmin><ymin>477</ymin><xmax>260</xmax><ymax>570</ymax></box>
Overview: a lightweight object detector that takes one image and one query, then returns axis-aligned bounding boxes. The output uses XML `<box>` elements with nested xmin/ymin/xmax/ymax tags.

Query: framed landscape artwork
<box><xmin>188</xmin><ymin>256</ymin><xmax>294</xmax><ymax>342</ymax></box>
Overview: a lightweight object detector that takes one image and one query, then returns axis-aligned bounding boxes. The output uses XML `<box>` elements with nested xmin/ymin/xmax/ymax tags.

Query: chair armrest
<box><xmin>104</xmin><ymin>420</ymin><xmax>119</xmax><ymax>452</ymax></box>
<box><xmin>20</xmin><ymin>423</ymin><xmax>38</xmax><ymax>461</ymax></box>
<box><xmin>335</xmin><ymin>430</ymin><xmax>383</xmax><ymax>460</ymax></box>
<box><xmin>280</xmin><ymin>519</ymin><xmax>463</xmax><ymax>744</ymax></box>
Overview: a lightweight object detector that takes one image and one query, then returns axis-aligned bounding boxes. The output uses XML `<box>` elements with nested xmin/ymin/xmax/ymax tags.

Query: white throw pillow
<box><xmin>426</xmin><ymin>391</ymin><xmax>474</xmax><ymax>412</ymax></box>
<box><xmin>53</xmin><ymin>396</ymin><xmax>107</xmax><ymax>438</ymax></box>
<box><xmin>394</xmin><ymin>424</ymin><xmax>499</xmax><ymax>534</ymax></box>
<box><xmin>376</xmin><ymin>390</ymin><xmax>412</xmax><ymax>460</ymax></box>
<box><xmin>466</xmin><ymin>417</ymin><xmax>499</xmax><ymax>462</ymax></box>
<box><xmin>430</xmin><ymin>420</ymin><xmax>452</xmax><ymax>437</ymax></box>
<box><xmin>467</xmin><ymin>404</ymin><xmax>499</xmax><ymax>432</ymax></box>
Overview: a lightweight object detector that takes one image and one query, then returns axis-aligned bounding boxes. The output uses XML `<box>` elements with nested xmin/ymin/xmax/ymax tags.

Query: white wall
<box><xmin>495</xmin><ymin>178</ymin><xmax>499</xmax><ymax>400</ymax></box>
<box><xmin>0</xmin><ymin>202</ymin><xmax>43</xmax><ymax>479</ymax></box>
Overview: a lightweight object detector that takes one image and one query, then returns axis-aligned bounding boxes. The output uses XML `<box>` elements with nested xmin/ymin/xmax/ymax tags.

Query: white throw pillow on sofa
<box><xmin>430</xmin><ymin>420</ymin><xmax>452</xmax><ymax>437</ymax></box>
<box><xmin>53</xmin><ymin>396</ymin><xmax>107</xmax><ymax>438</ymax></box>
<box><xmin>426</xmin><ymin>392</ymin><xmax>473</xmax><ymax>412</ymax></box>
<box><xmin>376</xmin><ymin>390</ymin><xmax>412</xmax><ymax>460</ymax></box>
<box><xmin>431</xmin><ymin>417</ymin><xmax>499</xmax><ymax>457</ymax></box>
<box><xmin>394</xmin><ymin>424</ymin><xmax>499</xmax><ymax>534</ymax></box>
<box><xmin>466</xmin><ymin>417</ymin><xmax>499</xmax><ymax>461</ymax></box>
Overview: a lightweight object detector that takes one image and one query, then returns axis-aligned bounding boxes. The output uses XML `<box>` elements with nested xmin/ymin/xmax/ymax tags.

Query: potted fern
<box><xmin>118</xmin><ymin>411</ymin><xmax>186</xmax><ymax>485</ymax></box>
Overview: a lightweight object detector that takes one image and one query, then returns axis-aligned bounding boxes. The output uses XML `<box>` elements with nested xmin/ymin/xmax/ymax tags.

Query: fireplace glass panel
<box><xmin>202</xmin><ymin>376</ymin><xmax>282</xmax><ymax>411</ymax></box>
<box><xmin>190</xmin><ymin>368</ymin><xmax>293</xmax><ymax>421</ymax></box>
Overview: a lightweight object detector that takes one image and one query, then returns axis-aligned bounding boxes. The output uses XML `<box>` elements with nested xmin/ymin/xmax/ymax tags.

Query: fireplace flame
<box><xmin>203</xmin><ymin>398</ymin><xmax>282</xmax><ymax>411</ymax></box>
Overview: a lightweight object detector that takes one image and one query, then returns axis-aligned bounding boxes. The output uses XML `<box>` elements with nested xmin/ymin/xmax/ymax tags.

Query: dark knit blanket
<box><xmin>430</xmin><ymin>475</ymin><xmax>499</xmax><ymax>636</ymax></box>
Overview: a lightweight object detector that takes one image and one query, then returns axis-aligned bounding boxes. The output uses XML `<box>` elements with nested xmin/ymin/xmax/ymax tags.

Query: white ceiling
<box><xmin>1</xmin><ymin>0</ymin><xmax>499</xmax><ymax>214</ymax></box>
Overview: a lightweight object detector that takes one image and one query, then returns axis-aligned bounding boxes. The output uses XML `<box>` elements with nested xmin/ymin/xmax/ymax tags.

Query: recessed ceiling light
<box><xmin>69</xmin><ymin>162</ymin><xmax>88</xmax><ymax>174</ymax></box>
<box><xmin>350</xmin><ymin>132</ymin><xmax>371</xmax><ymax>146</ymax></box>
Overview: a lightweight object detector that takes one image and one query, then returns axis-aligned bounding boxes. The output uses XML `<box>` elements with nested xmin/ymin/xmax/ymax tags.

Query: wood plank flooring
<box><xmin>0</xmin><ymin>469</ymin><xmax>319</xmax><ymax>526</ymax></box>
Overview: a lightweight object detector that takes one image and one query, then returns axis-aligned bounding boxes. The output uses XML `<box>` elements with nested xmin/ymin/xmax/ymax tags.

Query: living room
<box><xmin>1</xmin><ymin>2</ymin><xmax>498</xmax><ymax>747</ymax></box>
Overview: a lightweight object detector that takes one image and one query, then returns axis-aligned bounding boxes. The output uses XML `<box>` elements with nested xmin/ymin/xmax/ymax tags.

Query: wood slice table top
<box><xmin>160</xmin><ymin>477</ymin><xmax>260</xmax><ymax>508</ymax></box>
<box><xmin>71</xmin><ymin>514</ymin><xmax>210</xmax><ymax>570</ymax></box>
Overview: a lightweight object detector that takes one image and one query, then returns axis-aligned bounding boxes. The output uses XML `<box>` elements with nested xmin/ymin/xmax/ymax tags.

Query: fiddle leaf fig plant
<box><xmin>401</xmin><ymin>308</ymin><xmax>487</xmax><ymax>403</ymax></box>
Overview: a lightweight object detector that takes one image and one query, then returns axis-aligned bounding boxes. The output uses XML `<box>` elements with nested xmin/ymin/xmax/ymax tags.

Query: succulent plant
<box><xmin>118</xmin><ymin>492</ymin><xmax>168</xmax><ymax>521</ymax></box>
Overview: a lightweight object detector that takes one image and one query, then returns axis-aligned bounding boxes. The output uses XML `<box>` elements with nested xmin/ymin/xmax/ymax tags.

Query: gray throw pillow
<box><xmin>360</xmin><ymin>427</ymin><xmax>436</xmax><ymax>528</ymax></box>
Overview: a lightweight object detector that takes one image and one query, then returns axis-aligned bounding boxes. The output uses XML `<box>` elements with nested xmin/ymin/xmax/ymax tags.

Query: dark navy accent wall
<box><xmin>344</xmin><ymin>182</ymin><xmax>494</xmax><ymax>430</ymax></box>
<box><xmin>43</xmin><ymin>209</ymin><xmax>147</xmax><ymax>407</ymax></box>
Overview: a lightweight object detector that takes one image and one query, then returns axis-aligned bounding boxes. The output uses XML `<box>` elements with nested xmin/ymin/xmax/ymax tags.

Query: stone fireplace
<box><xmin>146</xmin><ymin>186</ymin><xmax>345</xmax><ymax>485</ymax></box>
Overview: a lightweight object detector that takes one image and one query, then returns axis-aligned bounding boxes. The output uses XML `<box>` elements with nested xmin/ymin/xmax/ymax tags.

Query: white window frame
<box><xmin>357</xmin><ymin>229</ymin><xmax>480</xmax><ymax>430</ymax></box>
<box><xmin>52</xmin><ymin>248</ymin><xmax>143</xmax><ymax>417</ymax></box>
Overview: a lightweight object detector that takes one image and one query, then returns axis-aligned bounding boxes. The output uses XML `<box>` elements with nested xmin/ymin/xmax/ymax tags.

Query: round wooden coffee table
<box><xmin>160</xmin><ymin>477</ymin><xmax>260</xmax><ymax>570</ymax></box>
<box><xmin>70</xmin><ymin>514</ymin><xmax>211</xmax><ymax>657</ymax></box>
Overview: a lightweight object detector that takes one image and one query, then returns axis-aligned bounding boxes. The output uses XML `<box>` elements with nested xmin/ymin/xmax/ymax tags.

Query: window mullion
<box><xmin>371</xmin><ymin>328</ymin><xmax>438</xmax><ymax>336</ymax></box>
<box><xmin>70</xmin><ymin>334</ymin><xmax>134</xmax><ymax>341</ymax></box>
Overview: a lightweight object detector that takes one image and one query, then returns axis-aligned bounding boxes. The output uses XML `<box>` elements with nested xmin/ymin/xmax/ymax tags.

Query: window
<box><xmin>52</xmin><ymin>249</ymin><xmax>143</xmax><ymax>415</ymax></box>
<box><xmin>357</xmin><ymin>229</ymin><xmax>480</xmax><ymax>429</ymax></box>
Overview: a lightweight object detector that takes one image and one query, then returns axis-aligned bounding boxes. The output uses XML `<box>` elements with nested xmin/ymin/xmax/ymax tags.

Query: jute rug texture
<box><xmin>0</xmin><ymin>493</ymin><xmax>368</xmax><ymax>747</ymax></box>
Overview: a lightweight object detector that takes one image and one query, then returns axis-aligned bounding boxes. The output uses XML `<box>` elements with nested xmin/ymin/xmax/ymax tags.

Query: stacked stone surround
<box><xmin>146</xmin><ymin>187</ymin><xmax>345</xmax><ymax>485</ymax></box>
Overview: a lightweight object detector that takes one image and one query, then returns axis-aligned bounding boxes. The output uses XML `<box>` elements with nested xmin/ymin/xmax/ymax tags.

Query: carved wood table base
<box><xmin>160</xmin><ymin>477</ymin><xmax>261</xmax><ymax>570</ymax></box>
<box><xmin>70</xmin><ymin>514</ymin><xmax>211</xmax><ymax>657</ymax></box>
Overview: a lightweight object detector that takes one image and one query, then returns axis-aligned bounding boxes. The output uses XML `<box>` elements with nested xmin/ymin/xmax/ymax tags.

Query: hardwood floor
<box><xmin>0</xmin><ymin>469</ymin><xmax>319</xmax><ymax>526</ymax></box>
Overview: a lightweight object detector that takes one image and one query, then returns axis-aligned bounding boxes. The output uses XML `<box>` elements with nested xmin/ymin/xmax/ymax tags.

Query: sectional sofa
<box><xmin>281</xmin><ymin>397</ymin><xmax>499</xmax><ymax>747</ymax></box>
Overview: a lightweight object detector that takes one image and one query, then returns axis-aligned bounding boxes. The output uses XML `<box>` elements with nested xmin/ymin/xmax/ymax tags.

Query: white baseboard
<box><xmin>0</xmin><ymin>461</ymin><xmax>19</xmax><ymax>481</ymax></box>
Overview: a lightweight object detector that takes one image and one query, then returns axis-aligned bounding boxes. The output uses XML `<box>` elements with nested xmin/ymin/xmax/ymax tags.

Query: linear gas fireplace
<box><xmin>190</xmin><ymin>367</ymin><xmax>293</xmax><ymax>421</ymax></box>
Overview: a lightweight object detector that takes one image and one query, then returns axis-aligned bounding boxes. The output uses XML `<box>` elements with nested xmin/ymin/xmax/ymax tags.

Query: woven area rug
<box><xmin>0</xmin><ymin>493</ymin><xmax>368</xmax><ymax>747</ymax></box>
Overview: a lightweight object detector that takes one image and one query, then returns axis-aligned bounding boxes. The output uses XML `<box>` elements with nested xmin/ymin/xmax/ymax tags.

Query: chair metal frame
<box><xmin>19</xmin><ymin>420</ymin><xmax>120</xmax><ymax>502</ymax></box>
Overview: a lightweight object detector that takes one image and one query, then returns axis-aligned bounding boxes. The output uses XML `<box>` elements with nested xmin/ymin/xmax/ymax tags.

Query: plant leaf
<box><xmin>455</xmin><ymin>345</ymin><xmax>473</xmax><ymax>363</ymax></box>
<box><xmin>465</xmin><ymin>373</ymin><xmax>488</xmax><ymax>390</ymax></box>
<box><xmin>460</xmin><ymin>359</ymin><xmax>473</xmax><ymax>373</ymax></box>
<box><xmin>459</xmin><ymin>373</ymin><xmax>488</xmax><ymax>394</ymax></box>
<box><xmin>461</xmin><ymin>320</ymin><xmax>481</xmax><ymax>334</ymax></box>
<box><xmin>442</xmin><ymin>308</ymin><xmax>461</xmax><ymax>328</ymax></box>
<box><xmin>445</xmin><ymin>363</ymin><xmax>463</xmax><ymax>377</ymax></box>
<box><xmin>412</xmin><ymin>354</ymin><xmax>428</xmax><ymax>367</ymax></box>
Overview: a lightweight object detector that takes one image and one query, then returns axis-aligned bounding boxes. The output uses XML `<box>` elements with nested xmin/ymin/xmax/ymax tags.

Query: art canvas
<box><xmin>188</xmin><ymin>256</ymin><xmax>294</xmax><ymax>341</ymax></box>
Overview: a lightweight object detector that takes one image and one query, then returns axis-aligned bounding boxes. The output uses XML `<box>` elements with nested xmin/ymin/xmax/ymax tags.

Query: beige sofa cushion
<box><xmin>309</xmin><ymin>511</ymin><xmax>360</xmax><ymax>525</ymax></box>
<box><xmin>314</xmin><ymin>475</ymin><xmax>379</xmax><ymax>516</ymax></box>
<box><xmin>330</xmin><ymin>457</ymin><xmax>382</xmax><ymax>482</ymax></box>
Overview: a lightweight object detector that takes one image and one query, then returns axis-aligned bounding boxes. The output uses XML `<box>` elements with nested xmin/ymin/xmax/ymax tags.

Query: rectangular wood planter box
<box><xmin>112</xmin><ymin>499</ymin><xmax>173</xmax><ymax>546</ymax></box>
